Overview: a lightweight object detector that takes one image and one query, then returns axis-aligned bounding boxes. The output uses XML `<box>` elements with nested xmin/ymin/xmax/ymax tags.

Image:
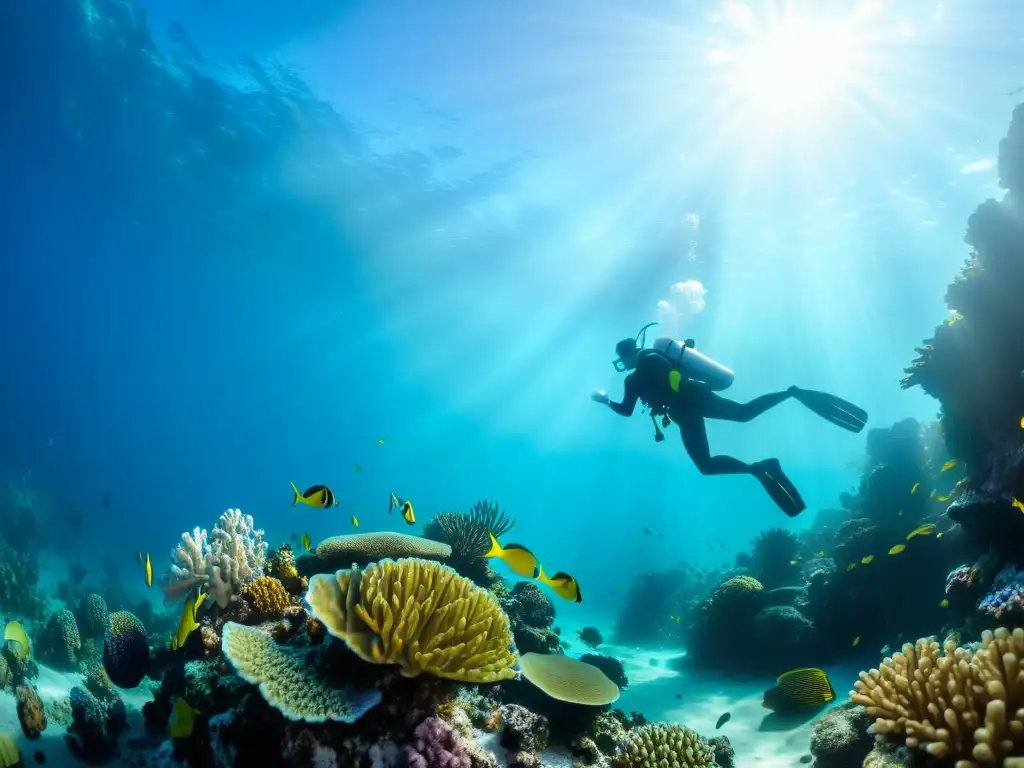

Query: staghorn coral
<box><xmin>614</xmin><ymin>723</ymin><xmax>716</xmax><ymax>767</ymax></box>
<box><xmin>305</xmin><ymin>558</ymin><xmax>516</xmax><ymax>682</ymax></box>
<box><xmin>103</xmin><ymin>611</ymin><xmax>149</xmax><ymax>689</ymax></box>
<box><xmin>167</xmin><ymin>508</ymin><xmax>267</xmax><ymax>609</ymax></box>
<box><xmin>242</xmin><ymin>576</ymin><xmax>291</xmax><ymax>619</ymax></box>
<box><xmin>314</xmin><ymin>532</ymin><xmax>451</xmax><ymax>565</ymax></box>
<box><xmin>220</xmin><ymin>621</ymin><xmax>381</xmax><ymax>722</ymax></box>
<box><xmin>850</xmin><ymin>627</ymin><xmax>1024</xmax><ymax>765</ymax></box>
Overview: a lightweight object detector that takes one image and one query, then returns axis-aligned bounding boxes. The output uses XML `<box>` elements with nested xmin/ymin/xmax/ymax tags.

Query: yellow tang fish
<box><xmin>941</xmin><ymin>460</ymin><xmax>958</xmax><ymax>473</ymax></box>
<box><xmin>167</xmin><ymin>697</ymin><xmax>199</xmax><ymax>739</ymax></box>
<box><xmin>290</xmin><ymin>482</ymin><xmax>339</xmax><ymax>509</ymax></box>
<box><xmin>301</xmin><ymin>533</ymin><xmax>312</xmax><ymax>553</ymax></box>
<box><xmin>389</xmin><ymin>492</ymin><xmax>415</xmax><ymax>525</ymax></box>
<box><xmin>538</xmin><ymin>567</ymin><xmax>583</xmax><ymax>603</ymax></box>
<box><xmin>910</xmin><ymin>483</ymin><xmax>920</xmax><ymax>495</ymax></box>
<box><xmin>861</xmin><ymin>555</ymin><xmax>874</xmax><ymax>565</ymax></box>
<box><xmin>171</xmin><ymin>590</ymin><xmax>207</xmax><ymax>651</ymax></box>
<box><xmin>937</xmin><ymin>493</ymin><xmax>952</xmax><ymax>503</ymax></box>
<box><xmin>846</xmin><ymin>562</ymin><xmax>857</xmax><ymax>572</ymax></box>
<box><xmin>852</xmin><ymin>636</ymin><xmax>860</xmax><ymax>647</ymax></box>
<box><xmin>351</xmin><ymin>515</ymin><xmax>359</xmax><ymax>528</ymax></box>
<box><xmin>1020</xmin><ymin>416</ymin><xmax>1024</xmax><ymax>429</ymax></box>
<box><xmin>940</xmin><ymin>598</ymin><xmax>950</xmax><ymax>608</ymax></box>
<box><xmin>4</xmin><ymin>621</ymin><xmax>30</xmax><ymax>661</ymax></box>
<box><xmin>889</xmin><ymin>544</ymin><xmax>907</xmax><ymax>556</ymax></box>
<box><xmin>1014</xmin><ymin>498</ymin><xmax>1024</xmax><ymax>514</ymax></box>
<box><xmin>484</xmin><ymin>533</ymin><xmax>540</xmax><ymax>579</ymax></box>
<box><xmin>907</xmin><ymin>524</ymin><xmax>937</xmax><ymax>541</ymax></box>
<box><xmin>145</xmin><ymin>553</ymin><xmax>153</xmax><ymax>588</ymax></box>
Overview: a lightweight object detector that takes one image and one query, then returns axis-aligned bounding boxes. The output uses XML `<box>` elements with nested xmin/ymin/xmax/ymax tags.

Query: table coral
<box><xmin>220</xmin><ymin>621</ymin><xmax>381</xmax><ymax>723</ymax></box>
<box><xmin>305</xmin><ymin>557</ymin><xmax>516</xmax><ymax>683</ymax></box>
<box><xmin>314</xmin><ymin>532</ymin><xmax>452</xmax><ymax>565</ymax></box>
<box><xmin>168</xmin><ymin>508</ymin><xmax>267</xmax><ymax>609</ymax></box>
<box><xmin>851</xmin><ymin>627</ymin><xmax>1024</xmax><ymax>765</ymax></box>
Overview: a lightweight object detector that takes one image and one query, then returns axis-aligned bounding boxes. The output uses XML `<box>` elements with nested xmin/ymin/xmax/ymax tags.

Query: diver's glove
<box><xmin>590</xmin><ymin>391</ymin><xmax>610</xmax><ymax>405</ymax></box>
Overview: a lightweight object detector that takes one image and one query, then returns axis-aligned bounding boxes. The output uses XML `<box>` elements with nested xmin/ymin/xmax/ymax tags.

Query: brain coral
<box><xmin>305</xmin><ymin>558</ymin><xmax>515</xmax><ymax>682</ymax></box>
<box><xmin>712</xmin><ymin>576</ymin><xmax>763</xmax><ymax>601</ymax></box>
<box><xmin>614</xmin><ymin>723</ymin><xmax>716</xmax><ymax>767</ymax></box>
<box><xmin>242</xmin><ymin>576</ymin><xmax>290</xmax><ymax>619</ymax></box>
<box><xmin>221</xmin><ymin>622</ymin><xmax>381</xmax><ymax>723</ymax></box>
<box><xmin>851</xmin><ymin>627</ymin><xmax>1024</xmax><ymax>765</ymax></box>
<box><xmin>102</xmin><ymin>612</ymin><xmax>149</xmax><ymax>689</ymax></box>
<box><xmin>82</xmin><ymin>593</ymin><xmax>110</xmax><ymax>638</ymax></box>
<box><xmin>314</xmin><ymin>532</ymin><xmax>451</xmax><ymax>564</ymax></box>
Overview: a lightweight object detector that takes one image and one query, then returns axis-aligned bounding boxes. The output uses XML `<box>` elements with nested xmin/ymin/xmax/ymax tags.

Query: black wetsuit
<box><xmin>608</xmin><ymin>349</ymin><xmax>791</xmax><ymax>477</ymax></box>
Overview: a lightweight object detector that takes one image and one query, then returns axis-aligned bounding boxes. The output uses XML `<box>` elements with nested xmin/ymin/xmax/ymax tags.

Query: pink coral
<box><xmin>406</xmin><ymin>717</ymin><xmax>472</xmax><ymax>768</ymax></box>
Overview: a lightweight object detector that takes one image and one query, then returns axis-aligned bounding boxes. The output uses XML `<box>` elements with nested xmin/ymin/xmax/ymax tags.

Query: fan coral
<box><xmin>314</xmin><ymin>532</ymin><xmax>451</xmax><ymax>565</ymax></box>
<box><xmin>81</xmin><ymin>594</ymin><xmax>109</xmax><ymax>638</ymax></box>
<box><xmin>614</xmin><ymin>723</ymin><xmax>716</xmax><ymax>767</ymax></box>
<box><xmin>220</xmin><ymin>622</ymin><xmax>381</xmax><ymax>723</ymax></box>
<box><xmin>850</xmin><ymin>627</ymin><xmax>1024</xmax><ymax>765</ymax></box>
<box><xmin>167</xmin><ymin>508</ymin><xmax>267</xmax><ymax>609</ymax></box>
<box><xmin>406</xmin><ymin>716</ymin><xmax>473</xmax><ymax>768</ymax></box>
<box><xmin>242</xmin><ymin>576</ymin><xmax>290</xmax><ymax>619</ymax></box>
<box><xmin>422</xmin><ymin>499</ymin><xmax>516</xmax><ymax>559</ymax></box>
<box><xmin>517</xmin><ymin>652</ymin><xmax>620</xmax><ymax>705</ymax></box>
<box><xmin>305</xmin><ymin>558</ymin><xmax>516</xmax><ymax>683</ymax></box>
<box><xmin>35</xmin><ymin>609</ymin><xmax>81</xmax><ymax>669</ymax></box>
<box><xmin>102</xmin><ymin>611</ymin><xmax>148</xmax><ymax>689</ymax></box>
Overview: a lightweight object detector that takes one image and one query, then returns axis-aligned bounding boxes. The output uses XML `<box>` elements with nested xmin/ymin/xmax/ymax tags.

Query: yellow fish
<box><xmin>538</xmin><ymin>567</ymin><xmax>583</xmax><ymax>603</ymax></box>
<box><xmin>937</xmin><ymin>493</ymin><xmax>952</xmax><ymax>503</ymax></box>
<box><xmin>941</xmin><ymin>460</ymin><xmax>958</xmax><ymax>473</ymax></box>
<box><xmin>145</xmin><ymin>553</ymin><xmax>153</xmax><ymax>588</ymax></box>
<box><xmin>389</xmin><ymin>492</ymin><xmax>415</xmax><ymax>525</ymax></box>
<box><xmin>1020</xmin><ymin>416</ymin><xmax>1024</xmax><ymax>429</ymax></box>
<box><xmin>763</xmin><ymin>668</ymin><xmax>835</xmax><ymax>711</ymax></box>
<box><xmin>171</xmin><ymin>590</ymin><xmax>207</xmax><ymax>651</ymax></box>
<box><xmin>484</xmin><ymin>533</ymin><xmax>540</xmax><ymax>579</ymax></box>
<box><xmin>889</xmin><ymin>544</ymin><xmax>907</xmax><ymax>556</ymax></box>
<box><xmin>301</xmin><ymin>533</ymin><xmax>312</xmax><ymax>553</ymax></box>
<box><xmin>167</xmin><ymin>697</ymin><xmax>199</xmax><ymax>739</ymax></box>
<box><xmin>4</xmin><ymin>621</ymin><xmax>30</xmax><ymax>661</ymax></box>
<box><xmin>789</xmin><ymin>559</ymin><xmax>798</xmax><ymax>566</ymax></box>
<box><xmin>816</xmin><ymin>551</ymin><xmax>825</xmax><ymax>557</ymax></box>
<box><xmin>907</xmin><ymin>524</ymin><xmax>937</xmax><ymax>540</ymax></box>
<box><xmin>937</xmin><ymin>532</ymin><xmax>944</xmax><ymax>538</ymax></box>
<box><xmin>846</xmin><ymin>562</ymin><xmax>857</xmax><ymax>572</ymax></box>
<box><xmin>1014</xmin><ymin>498</ymin><xmax>1024</xmax><ymax>513</ymax></box>
<box><xmin>910</xmin><ymin>483</ymin><xmax>920</xmax><ymax>495</ymax></box>
<box><xmin>852</xmin><ymin>636</ymin><xmax>860</xmax><ymax>647</ymax></box>
<box><xmin>940</xmin><ymin>599</ymin><xmax>949</xmax><ymax>608</ymax></box>
<box><xmin>861</xmin><ymin>555</ymin><xmax>874</xmax><ymax>565</ymax></box>
<box><xmin>377</xmin><ymin>438</ymin><xmax>385</xmax><ymax>446</ymax></box>
<box><xmin>351</xmin><ymin>515</ymin><xmax>359</xmax><ymax>528</ymax></box>
<box><xmin>290</xmin><ymin>482</ymin><xmax>339</xmax><ymax>509</ymax></box>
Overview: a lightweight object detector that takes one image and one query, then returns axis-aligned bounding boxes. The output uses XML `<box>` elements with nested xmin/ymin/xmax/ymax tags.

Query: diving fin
<box><xmin>790</xmin><ymin>387</ymin><xmax>867</xmax><ymax>434</ymax></box>
<box><xmin>753</xmin><ymin>459</ymin><xmax>806</xmax><ymax>518</ymax></box>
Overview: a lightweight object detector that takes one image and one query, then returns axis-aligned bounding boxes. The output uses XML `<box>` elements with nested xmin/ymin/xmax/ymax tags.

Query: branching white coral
<box><xmin>168</xmin><ymin>509</ymin><xmax>267</xmax><ymax>609</ymax></box>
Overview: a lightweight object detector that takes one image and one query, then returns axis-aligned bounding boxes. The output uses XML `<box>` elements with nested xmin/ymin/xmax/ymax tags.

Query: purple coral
<box><xmin>406</xmin><ymin>717</ymin><xmax>473</xmax><ymax>768</ymax></box>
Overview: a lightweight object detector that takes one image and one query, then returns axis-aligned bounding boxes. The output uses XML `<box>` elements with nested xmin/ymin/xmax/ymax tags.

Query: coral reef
<box><xmin>242</xmin><ymin>576</ymin><xmax>291</xmax><ymax>619</ymax></box>
<box><xmin>578</xmin><ymin>654</ymin><xmax>628</xmax><ymax>690</ymax></box>
<box><xmin>686</xmin><ymin>575</ymin><xmax>774</xmax><ymax>672</ymax></box>
<box><xmin>16</xmin><ymin>684</ymin><xmax>46</xmax><ymax>738</ymax></box>
<box><xmin>614</xmin><ymin>723</ymin><xmax>716</xmax><ymax>767</ymax></box>
<box><xmin>34</xmin><ymin>609</ymin><xmax>81</xmax><ymax>670</ymax></box>
<box><xmin>66</xmin><ymin>684</ymin><xmax>127</xmax><ymax>762</ymax></box>
<box><xmin>0</xmin><ymin>543</ymin><xmax>44</xmax><ymax>619</ymax></box>
<box><xmin>406</xmin><ymin>716</ymin><xmax>474</xmax><ymax>768</ymax></box>
<box><xmin>80</xmin><ymin>593</ymin><xmax>110</xmax><ymax>639</ymax></box>
<box><xmin>808</xmin><ymin>703</ymin><xmax>872</xmax><ymax>768</ymax></box>
<box><xmin>221</xmin><ymin>622</ymin><xmax>381</xmax><ymax>722</ymax></box>
<box><xmin>613</xmin><ymin>562</ymin><xmax>726</xmax><ymax>645</ymax></box>
<box><xmin>313</xmin><ymin>532</ymin><xmax>452</xmax><ymax>568</ymax></box>
<box><xmin>305</xmin><ymin>558</ymin><xmax>517</xmax><ymax>682</ymax></box>
<box><xmin>851</xmin><ymin>627</ymin><xmax>1024</xmax><ymax>764</ymax></box>
<box><xmin>577</xmin><ymin>627</ymin><xmax>603</xmax><ymax>650</ymax></box>
<box><xmin>978</xmin><ymin>564</ymin><xmax>1024</xmax><ymax>619</ymax></box>
<box><xmin>168</xmin><ymin>508</ymin><xmax>267</xmax><ymax>609</ymax></box>
<box><xmin>750</xmin><ymin>527</ymin><xmax>801</xmax><ymax>589</ymax></box>
<box><xmin>495</xmin><ymin>581</ymin><xmax>561</xmax><ymax>655</ymax></box>
<box><xmin>103</xmin><ymin>611</ymin><xmax>149</xmax><ymax>689</ymax></box>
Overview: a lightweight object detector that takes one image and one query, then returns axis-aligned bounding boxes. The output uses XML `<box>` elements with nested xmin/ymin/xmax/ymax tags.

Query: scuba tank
<box><xmin>652</xmin><ymin>337</ymin><xmax>735</xmax><ymax>392</ymax></box>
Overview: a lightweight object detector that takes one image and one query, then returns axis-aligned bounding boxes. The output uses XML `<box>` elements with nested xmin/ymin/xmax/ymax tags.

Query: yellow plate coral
<box><xmin>305</xmin><ymin>557</ymin><xmax>516</xmax><ymax>683</ymax></box>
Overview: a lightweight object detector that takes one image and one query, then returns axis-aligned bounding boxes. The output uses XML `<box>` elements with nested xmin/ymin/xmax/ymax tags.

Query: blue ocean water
<box><xmin>2</xmin><ymin>1</ymin><xmax>1024</xmax><ymax>762</ymax></box>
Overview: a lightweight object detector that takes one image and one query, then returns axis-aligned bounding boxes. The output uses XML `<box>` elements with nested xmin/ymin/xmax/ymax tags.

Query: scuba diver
<box><xmin>591</xmin><ymin>323</ymin><xmax>868</xmax><ymax>517</ymax></box>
